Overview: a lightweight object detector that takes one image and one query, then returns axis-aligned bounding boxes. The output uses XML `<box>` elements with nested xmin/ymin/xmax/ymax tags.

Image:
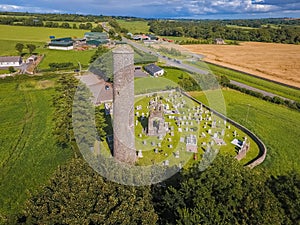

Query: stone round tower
<box><xmin>112</xmin><ymin>45</ymin><xmax>136</xmax><ymax>164</ymax></box>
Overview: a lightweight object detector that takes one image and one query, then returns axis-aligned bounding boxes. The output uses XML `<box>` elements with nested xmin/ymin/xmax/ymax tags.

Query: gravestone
<box><xmin>137</xmin><ymin>150</ymin><xmax>143</xmax><ymax>158</ymax></box>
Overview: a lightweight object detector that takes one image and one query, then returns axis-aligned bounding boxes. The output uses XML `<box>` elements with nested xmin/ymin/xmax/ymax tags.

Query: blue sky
<box><xmin>0</xmin><ymin>0</ymin><xmax>299</xmax><ymax>19</ymax></box>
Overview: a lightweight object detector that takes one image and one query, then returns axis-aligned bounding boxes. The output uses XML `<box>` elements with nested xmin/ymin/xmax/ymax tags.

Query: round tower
<box><xmin>112</xmin><ymin>45</ymin><xmax>136</xmax><ymax>164</ymax></box>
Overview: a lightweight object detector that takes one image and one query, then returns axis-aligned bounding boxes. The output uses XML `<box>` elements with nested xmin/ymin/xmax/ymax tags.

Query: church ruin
<box><xmin>147</xmin><ymin>99</ymin><xmax>168</xmax><ymax>137</ymax></box>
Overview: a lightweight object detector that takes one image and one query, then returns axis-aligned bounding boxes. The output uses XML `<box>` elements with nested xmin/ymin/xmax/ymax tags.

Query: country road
<box><xmin>123</xmin><ymin>38</ymin><xmax>293</xmax><ymax>101</ymax></box>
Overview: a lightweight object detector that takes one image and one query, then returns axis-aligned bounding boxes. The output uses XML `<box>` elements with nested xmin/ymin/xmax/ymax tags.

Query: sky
<box><xmin>0</xmin><ymin>0</ymin><xmax>299</xmax><ymax>19</ymax></box>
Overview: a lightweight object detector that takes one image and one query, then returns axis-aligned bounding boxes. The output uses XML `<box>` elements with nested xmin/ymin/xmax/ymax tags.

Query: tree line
<box><xmin>149</xmin><ymin>20</ymin><xmax>300</xmax><ymax>44</ymax></box>
<box><xmin>6</xmin><ymin>154</ymin><xmax>300</xmax><ymax>224</ymax></box>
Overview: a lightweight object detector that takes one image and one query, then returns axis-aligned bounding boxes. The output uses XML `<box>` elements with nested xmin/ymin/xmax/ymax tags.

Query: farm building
<box><xmin>214</xmin><ymin>38</ymin><xmax>225</xmax><ymax>45</ymax></box>
<box><xmin>49</xmin><ymin>37</ymin><xmax>74</xmax><ymax>50</ymax></box>
<box><xmin>133</xmin><ymin>34</ymin><xmax>150</xmax><ymax>41</ymax></box>
<box><xmin>144</xmin><ymin>64</ymin><xmax>164</xmax><ymax>77</ymax></box>
<box><xmin>84</xmin><ymin>32</ymin><xmax>109</xmax><ymax>46</ymax></box>
<box><xmin>0</xmin><ymin>56</ymin><xmax>22</xmax><ymax>68</ymax></box>
<box><xmin>26</xmin><ymin>55</ymin><xmax>37</xmax><ymax>63</ymax></box>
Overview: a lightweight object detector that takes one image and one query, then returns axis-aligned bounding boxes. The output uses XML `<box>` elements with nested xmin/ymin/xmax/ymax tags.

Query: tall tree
<box><xmin>26</xmin><ymin>44</ymin><xmax>36</xmax><ymax>55</ymax></box>
<box><xmin>155</xmin><ymin>154</ymin><xmax>285</xmax><ymax>225</ymax></box>
<box><xmin>15</xmin><ymin>158</ymin><xmax>158</xmax><ymax>225</ymax></box>
<box><xmin>15</xmin><ymin>43</ymin><xmax>24</xmax><ymax>55</ymax></box>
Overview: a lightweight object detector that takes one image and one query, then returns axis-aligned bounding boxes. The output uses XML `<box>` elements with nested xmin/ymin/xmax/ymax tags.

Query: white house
<box><xmin>0</xmin><ymin>56</ymin><xmax>22</xmax><ymax>68</ymax></box>
<box><xmin>144</xmin><ymin>64</ymin><xmax>164</xmax><ymax>77</ymax></box>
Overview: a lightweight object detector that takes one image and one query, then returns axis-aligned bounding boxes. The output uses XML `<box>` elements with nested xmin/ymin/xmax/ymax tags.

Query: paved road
<box><xmin>124</xmin><ymin>38</ymin><xmax>293</xmax><ymax>101</ymax></box>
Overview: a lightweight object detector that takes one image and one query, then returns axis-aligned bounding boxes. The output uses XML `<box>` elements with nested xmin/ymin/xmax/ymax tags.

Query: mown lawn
<box><xmin>117</xmin><ymin>19</ymin><xmax>150</xmax><ymax>34</ymax></box>
<box><xmin>134</xmin><ymin>77</ymin><xmax>178</xmax><ymax>94</ymax></box>
<box><xmin>0</xmin><ymin>75</ymin><xmax>73</xmax><ymax>217</ymax></box>
<box><xmin>0</xmin><ymin>24</ymin><xmax>88</xmax><ymax>42</ymax></box>
<box><xmin>190</xmin><ymin>89</ymin><xmax>300</xmax><ymax>175</ymax></box>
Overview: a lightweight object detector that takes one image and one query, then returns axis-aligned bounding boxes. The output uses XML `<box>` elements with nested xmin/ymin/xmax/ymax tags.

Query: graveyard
<box><xmin>131</xmin><ymin>90</ymin><xmax>259</xmax><ymax>167</ymax></box>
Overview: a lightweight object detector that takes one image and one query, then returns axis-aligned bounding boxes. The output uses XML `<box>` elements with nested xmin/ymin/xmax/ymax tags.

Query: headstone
<box><xmin>143</xmin><ymin>140</ymin><xmax>147</xmax><ymax>145</ymax></box>
<box><xmin>213</xmin><ymin>133</ymin><xmax>218</xmax><ymax>138</ymax></box>
<box><xmin>201</xmin><ymin>132</ymin><xmax>206</xmax><ymax>137</ymax></box>
<box><xmin>175</xmin><ymin>151</ymin><xmax>180</xmax><ymax>158</ymax></box>
<box><xmin>154</xmin><ymin>148</ymin><xmax>158</xmax><ymax>154</ymax></box>
<box><xmin>137</xmin><ymin>150</ymin><xmax>143</xmax><ymax>158</ymax></box>
<box><xmin>208</xmin><ymin>129</ymin><xmax>212</xmax><ymax>134</ymax></box>
<box><xmin>202</xmin><ymin>142</ymin><xmax>206</xmax><ymax>146</ymax></box>
<box><xmin>221</xmin><ymin>129</ymin><xmax>225</xmax><ymax>136</ymax></box>
<box><xmin>168</xmin><ymin>138</ymin><xmax>172</xmax><ymax>142</ymax></box>
<box><xmin>234</xmin><ymin>130</ymin><xmax>237</xmax><ymax>137</ymax></box>
<box><xmin>135</xmin><ymin>120</ymin><xmax>138</xmax><ymax>126</ymax></box>
<box><xmin>180</xmin><ymin>137</ymin><xmax>185</xmax><ymax>142</ymax></box>
<box><xmin>151</xmin><ymin>141</ymin><xmax>155</xmax><ymax>146</ymax></box>
<box><xmin>136</xmin><ymin>112</ymin><xmax>139</xmax><ymax>116</ymax></box>
<box><xmin>185</xmin><ymin>127</ymin><xmax>189</xmax><ymax>132</ymax></box>
<box><xmin>164</xmin><ymin>160</ymin><xmax>169</xmax><ymax>166</ymax></box>
<box><xmin>171</xmin><ymin>132</ymin><xmax>174</xmax><ymax>136</ymax></box>
<box><xmin>178</xmin><ymin>128</ymin><xmax>182</xmax><ymax>132</ymax></box>
<box><xmin>139</xmin><ymin>133</ymin><xmax>142</xmax><ymax>138</ymax></box>
<box><xmin>158</xmin><ymin>143</ymin><xmax>161</xmax><ymax>147</ymax></box>
<box><xmin>228</xmin><ymin>125</ymin><xmax>231</xmax><ymax>129</ymax></box>
<box><xmin>212</xmin><ymin>120</ymin><xmax>217</xmax><ymax>128</ymax></box>
<box><xmin>169</xmin><ymin>144</ymin><xmax>173</xmax><ymax>148</ymax></box>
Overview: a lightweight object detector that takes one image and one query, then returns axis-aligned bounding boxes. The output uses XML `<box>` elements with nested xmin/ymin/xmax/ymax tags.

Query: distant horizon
<box><xmin>0</xmin><ymin>1</ymin><xmax>299</xmax><ymax>20</ymax></box>
<box><xmin>0</xmin><ymin>10</ymin><xmax>299</xmax><ymax>21</ymax></box>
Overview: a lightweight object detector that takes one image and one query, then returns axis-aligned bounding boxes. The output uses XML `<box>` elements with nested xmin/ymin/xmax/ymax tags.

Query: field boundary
<box><xmin>183</xmin><ymin>91</ymin><xmax>267</xmax><ymax>169</ymax></box>
<box><xmin>204</xmin><ymin>61</ymin><xmax>300</xmax><ymax>91</ymax></box>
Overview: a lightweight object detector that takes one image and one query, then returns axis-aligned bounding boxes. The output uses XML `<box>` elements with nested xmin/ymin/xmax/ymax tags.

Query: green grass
<box><xmin>133</xmin><ymin>91</ymin><xmax>259</xmax><ymax>167</ymax></box>
<box><xmin>134</xmin><ymin>77</ymin><xmax>178</xmax><ymax>94</ymax></box>
<box><xmin>162</xmin><ymin>67</ymin><xmax>192</xmax><ymax>83</ymax></box>
<box><xmin>0</xmin><ymin>75</ymin><xmax>73</xmax><ymax>217</ymax></box>
<box><xmin>38</xmin><ymin>48</ymin><xmax>96</xmax><ymax>69</ymax></box>
<box><xmin>0</xmin><ymin>26</ymin><xmax>97</xmax><ymax>69</ymax></box>
<box><xmin>187</xmin><ymin>60</ymin><xmax>300</xmax><ymax>102</ymax></box>
<box><xmin>0</xmin><ymin>24</ymin><xmax>88</xmax><ymax>42</ymax></box>
<box><xmin>226</xmin><ymin>25</ymin><xmax>258</xmax><ymax>30</ymax></box>
<box><xmin>117</xmin><ymin>19</ymin><xmax>150</xmax><ymax>34</ymax></box>
<box><xmin>190</xmin><ymin>89</ymin><xmax>300</xmax><ymax>175</ymax></box>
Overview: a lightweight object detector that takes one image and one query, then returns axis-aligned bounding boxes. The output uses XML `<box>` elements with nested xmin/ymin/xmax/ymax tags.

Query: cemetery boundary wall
<box><xmin>183</xmin><ymin>92</ymin><xmax>267</xmax><ymax>169</ymax></box>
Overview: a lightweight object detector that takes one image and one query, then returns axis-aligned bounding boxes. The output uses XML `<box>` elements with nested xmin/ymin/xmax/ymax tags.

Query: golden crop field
<box><xmin>184</xmin><ymin>42</ymin><xmax>300</xmax><ymax>88</ymax></box>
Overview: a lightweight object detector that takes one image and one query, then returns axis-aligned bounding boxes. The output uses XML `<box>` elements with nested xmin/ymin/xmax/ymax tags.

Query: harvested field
<box><xmin>184</xmin><ymin>42</ymin><xmax>300</xmax><ymax>88</ymax></box>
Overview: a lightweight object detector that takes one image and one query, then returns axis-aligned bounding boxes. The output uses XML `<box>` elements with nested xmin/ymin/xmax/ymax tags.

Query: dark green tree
<box><xmin>156</xmin><ymin>154</ymin><xmax>285</xmax><ymax>225</ymax></box>
<box><xmin>15</xmin><ymin>43</ymin><xmax>24</xmax><ymax>55</ymax></box>
<box><xmin>26</xmin><ymin>44</ymin><xmax>36</xmax><ymax>55</ymax></box>
<box><xmin>17</xmin><ymin>158</ymin><xmax>158</xmax><ymax>225</ymax></box>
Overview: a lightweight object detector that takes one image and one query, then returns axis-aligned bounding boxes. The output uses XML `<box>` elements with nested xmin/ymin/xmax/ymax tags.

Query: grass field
<box><xmin>187</xmin><ymin>60</ymin><xmax>300</xmax><ymax>102</ymax></box>
<box><xmin>0</xmin><ymin>25</ymin><xmax>97</xmax><ymax>70</ymax></box>
<box><xmin>134</xmin><ymin>77</ymin><xmax>178</xmax><ymax>94</ymax></box>
<box><xmin>117</xmin><ymin>19</ymin><xmax>150</xmax><ymax>34</ymax></box>
<box><xmin>184</xmin><ymin>42</ymin><xmax>300</xmax><ymax>88</ymax></box>
<box><xmin>190</xmin><ymin>89</ymin><xmax>300</xmax><ymax>175</ymax></box>
<box><xmin>0</xmin><ymin>24</ymin><xmax>87</xmax><ymax>42</ymax></box>
<box><xmin>0</xmin><ymin>75</ymin><xmax>73</xmax><ymax>217</ymax></box>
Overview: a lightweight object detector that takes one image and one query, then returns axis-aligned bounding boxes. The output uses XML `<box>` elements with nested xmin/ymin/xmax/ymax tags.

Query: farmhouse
<box><xmin>144</xmin><ymin>64</ymin><xmax>164</xmax><ymax>77</ymax></box>
<box><xmin>0</xmin><ymin>56</ymin><xmax>22</xmax><ymax>68</ymax></box>
<box><xmin>49</xmin><ymin>37</ymin><xmax>74</xmax><ymax>50</ymax></box>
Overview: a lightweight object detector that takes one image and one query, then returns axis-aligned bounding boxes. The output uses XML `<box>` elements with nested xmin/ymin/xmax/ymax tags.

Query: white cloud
<box><xmin>0</xmin><ymin>0</ymin><xmax>299</xmax><ymax>18</ymax></box>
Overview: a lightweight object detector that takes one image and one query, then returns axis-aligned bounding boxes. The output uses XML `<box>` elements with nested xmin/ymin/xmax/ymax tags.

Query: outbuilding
<box><xmin>144</xmin><ymin>64</ymin><xmax>164</xmax><ymax>77</ymax></box>
<box><xmin>0</xmin><ymin>56</ymin><xmax>22</xmax><ymax>68</ymax></box>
